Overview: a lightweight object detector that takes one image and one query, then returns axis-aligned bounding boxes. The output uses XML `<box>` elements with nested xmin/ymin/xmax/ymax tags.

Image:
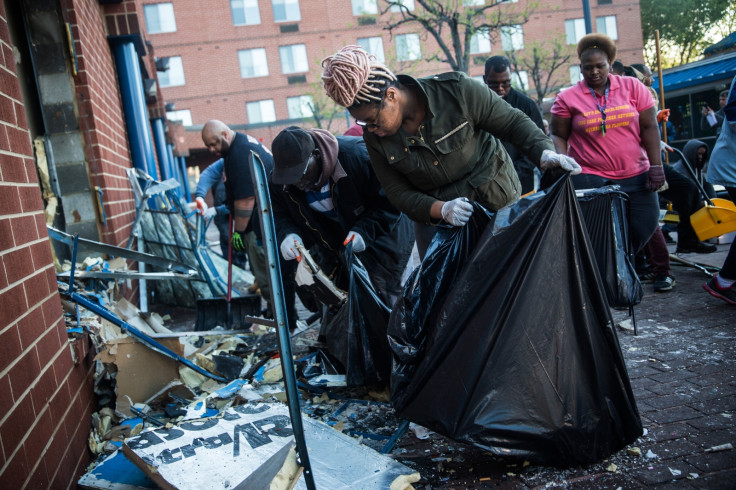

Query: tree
<box><xmin>381</xmin><ymin>0</ymin><xmax>537</xmax><ymax>73</ymax></box>
<box><xmin>640</xmin><ymin>0</ymin><xmax>732</xmax><ymax>67</ymax></box>
<box><xmin>505</xmin><ymin>34</ymin><xmax>574</xmax><ymax>112</ymax></box>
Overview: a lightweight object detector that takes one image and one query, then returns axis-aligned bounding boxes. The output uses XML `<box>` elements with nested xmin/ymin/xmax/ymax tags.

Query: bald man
<box><xmin>201</xmin><ymin>120</ymin><xmax>279</xmax><ymax>317</ymax></box>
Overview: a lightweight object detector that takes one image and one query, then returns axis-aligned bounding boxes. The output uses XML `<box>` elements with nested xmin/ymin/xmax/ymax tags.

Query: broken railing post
<box><xmin>249</xmin><ymin>151</ymin><xmax>317</xmax><ymax>490</ymax></box>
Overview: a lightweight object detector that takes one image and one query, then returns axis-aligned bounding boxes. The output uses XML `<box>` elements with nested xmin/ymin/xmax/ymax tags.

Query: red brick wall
<box><xmin>142</xmin><ymin>0</ymin><xmax>645</xmax><ymax>149</ymax></box>
<box><xmin>64</xmin><ymin>0</ymin><xmax>139</xmax><ymax>249</ymax></box>
<box><xmin>0</xmin><ymin>1</ymin><xmax>96</xmax><ymax>487</ymax></box>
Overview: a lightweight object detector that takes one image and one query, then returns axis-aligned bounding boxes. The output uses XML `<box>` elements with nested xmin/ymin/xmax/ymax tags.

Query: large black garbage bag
<box><xmin>321</xmin><ymin>244</ymin><xmax>392</xmax><ymax>386</ymax></box>
<box><xmin>388</xmin><ymin>176</ymin><xmax>642</xmax><ymax>466</ymax></box>
<box><xmin>577</xmin><ymin>186</ymin><xmax>643</xmax><ymax>308</ymax></box>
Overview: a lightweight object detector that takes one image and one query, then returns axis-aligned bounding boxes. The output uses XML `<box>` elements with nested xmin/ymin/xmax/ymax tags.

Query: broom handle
<box><xmin>655</xmin><ymin>30</ymin><xmax>668</xmax><ymax>163</ymax></box>
<box><xmin>670</xmin><ymin>147</ymin><xmax>714</xmax><ymax>207</ymax></box>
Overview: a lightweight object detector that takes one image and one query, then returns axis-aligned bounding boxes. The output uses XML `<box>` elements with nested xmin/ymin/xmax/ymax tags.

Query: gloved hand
<box><xmin>280</xmin><ymin>233</ymin><xmax>303</xmax><ymax>260</ymax></box>
<box><xmin>660</xmin><ymin>140</ymin><xmax>674</xmax><ymax>153</ymax></box>
<box><xmin>540</xmin><ymin>149</ymin><xmax>582</xmax><ymax>175</ymax></box>
<box><xmin>343</xmin><ymin>231</ymin><xmax>366</xmax><ymax>252</ymax></box>
<box><xmin>231</xmin><ymin>230</ymin><xmax>247</xmax><ymax>252</ymax></box>
<box><xmin>203</xmin><ymin>207</ymin><xmax>217</xmax><ymax>219</ymax></box>
<box><xmin>657</xmin><ymin>109</ymin><xmax>670</xmax><ymax>123</ymax></box>
<box><xmin>441</xmin><ymin>197</ymin><xmax>473</xmax><ymax>226</ymax></box>
<box><xmin>195</xmin><ymin>197</ymin><xmax>208</xmax><ymax>216</ymax></box>
<box><xmin>647</xmin><ymin>165</ymin><xmax>666</xmax><ymax>192</ymax></box>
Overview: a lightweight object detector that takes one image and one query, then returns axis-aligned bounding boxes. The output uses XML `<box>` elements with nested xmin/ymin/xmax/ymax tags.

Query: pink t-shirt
<box><xmin>551</xmin><ymin>75</ymin><xmax>655</xmax><ymax>179</ymax></box>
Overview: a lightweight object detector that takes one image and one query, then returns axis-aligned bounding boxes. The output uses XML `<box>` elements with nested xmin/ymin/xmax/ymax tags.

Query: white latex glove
<box><xmin>280</xmin><ymin>233</ymin><xmax>303</xmax><ymax>261</ymax></box>
<box><xmin>203</xmin><ymin>207</ymin><xmax>217</xmax><ymax>219</ymax></box>
<box><xmin>195</xmin><ymin>196</ymin><xmax>208</xmax><ymax>216</ymax></box>
<box><xmin>343</xmin><ymin>231</ymin><xmax>366</xmax><ymax>252</ymax></box>
<box><xmin>441</xmin><ymin>197</ymin><xmax>473</xmax><ymax>226</ymax></box>
<box><xmin>660</xmin><ymin>140</ymin><xmax>674</xmax><ymax>153</ymax></box>
<box><xmin>540</xmin><ymin>149</ymin><xmax>582</xmax><ymax>175</ymax></box>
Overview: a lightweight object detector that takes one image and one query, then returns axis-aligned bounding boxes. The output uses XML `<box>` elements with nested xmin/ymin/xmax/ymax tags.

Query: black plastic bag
<box><xmin>577</xmin><ymin>186</ymin><xmax>643</xmax><ymax>308</ymax></box>
<box><xmin>388</xmin><ymin>176</ymin><xmax>642</xmax><ymax>466</ymax></box>
<box><xmin>321</xmin><ymin>244</ymin><xmax>393</xmax><ymax>386</ymax></box>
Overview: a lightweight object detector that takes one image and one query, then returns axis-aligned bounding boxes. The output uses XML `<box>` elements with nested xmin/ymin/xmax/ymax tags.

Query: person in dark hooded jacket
<box><xmin>270</xmin><ymin>126</ymin><xmax>414</xmax><ymax>307</ymax></box>
<box><xmin>672</xmin><ymin>139</ymin><xmax>716</xmax><ymax>199</ymax></box>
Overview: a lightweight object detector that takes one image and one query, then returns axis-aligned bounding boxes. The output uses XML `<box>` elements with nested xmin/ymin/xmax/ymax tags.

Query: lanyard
<box><xmin>588</xmin><ymin>81</ymin><xmax>610</xmax><ymax>136</ymax></box>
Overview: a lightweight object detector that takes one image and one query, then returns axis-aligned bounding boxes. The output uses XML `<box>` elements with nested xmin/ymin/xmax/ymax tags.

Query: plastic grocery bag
<box><xmin>388</xmin><ymin>175</ymin><xmax>642</xmax><ymax>466</ymax></box>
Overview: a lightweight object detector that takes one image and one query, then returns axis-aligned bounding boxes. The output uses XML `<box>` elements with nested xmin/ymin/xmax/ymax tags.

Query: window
<box><xmin>512</xmin><ymin>70</ymin><xmax>529</xmax><ymax>91</ymax></box>
<box><xmin>143</xmin><ymin>3</ymin><xmax>177</xmax><ymax>34</ymax></box>
<box><xmin>501</xmin><ymin>25</ymin><xmax>523</xmax><ymax>51</ymax></box>
<box><xmin>352</xmin><ymin>0</ymin><xmax>378</xmax><ymax>15</ymax></box>
<box><xmin>279</xmin><ymin>44</ymin><xmax>308</xmax><ymax>74</ymax></box>
<box><xmin>596</xmin><ymin>16</ymin><xmax>618</xmax><ymax>40</ymax></box>
<box><xmin>470</xmin><ymin>28</ymin><xmax>491</xmax><ymax>54</ymax></box>
<box><xmin>231</xmin><ymin>0</ymin><xmax>261</xmax><ymax>26</ymax></box>
<box><xmin>272</xmin><ymin>0</ymin><xmax>300</xmax><ymax>22</ymax></box>
<box><xmin>287</xmin><ymin>95</ymin><xmax>314</xmax><ymax>119</ymax></box>
<box><xmin>357</xmin><ymin>37</ymin><xmax>385</xmax><ymax>63</ymax></box>
<box><xmin>569</xmin><ymin>65</ymin><xmax>582</xmax><ymax>84</ymax></box>
<box><xmin>396</xmin><ymin>34</ymin><xmax>421</xmax><ymax>61</ymax></box>
<box><xmin>598</xmin><ymin>0</ymin><xmax>612</xmax><ymax>4</ymax></box>
<box><xmin>565</xmin><ymin>18</ymin><xmax>586</xmax><ymax>45</ymax></box>
<box><xmin>159</xmin><ymin>56</ymin><xmax>185</xmax><ymax>87</ymax></box>
<box><xmin>166</xmin><ymin>109</ymin><xmax>192</xmax><ymax>126</ymax></box>
<box><xmin>390</xmin><ymin>0</ymin><xmax>414</xmax><ymax>11</ymax></box>
<box><xmin>247</xmin><ymin>100</ymin><xmax>276</xmax><ymax>124</ymax></box>
<box><xmin>463</xmin><ymin>0</ymin><xmax>485</xmax><ymax>6</ymax></box>
<box><xmin>238</xmin><ymin>49</ymin><xmax>269</xmax><ymax>78</ymax></box>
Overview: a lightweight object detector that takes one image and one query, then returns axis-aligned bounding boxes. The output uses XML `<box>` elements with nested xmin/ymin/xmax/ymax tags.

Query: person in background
<box><xmin>344</xmin><ymin>123</ymin><xmax>364</xmax><ymax>136</ymax></box>
<box><xmin>700</xmin><ymin>89</ymin><xmax>729</xmax><ymax>134</ymax></box>
<box><xmin>320</xmin><ymin>45</ymin><xmax>579</xmax><ymax>258</ymax></box>
<box><xmin>611</xmin><ymin>60</ymin><xmax>625</xmax><ymax>76</ymax></box>
<box><xmin>192</xmin><ymin>158</ymin><xmax>247</xmax><ymax>270</ymax></box>
<box><xmin>550</xmin><ymin>33</ymin><xmax>664</xmax><ymax>255</ymax></box>
<box><xmin>200</xmin><ymin>120</ymin><xmax>280</xmax><ymax>318</ymax></box>
<box><xmin>483</xmin><ymin>55</ymin><xmax>546</xmax><ymax>195</ymax></box>
<box><xmin>703</xmin><ymin>77</ymin><xmax>736</xmax><ymax>305</ymax></box>
<box><xmin>672</xmin><ymin>139</ymin><xmax>716</xmax><ymax>199</ymax></box>
<box><xmin>270</xmin><ymin>126</ymin><xmax>413</xmax><ymax>307</ymax></box>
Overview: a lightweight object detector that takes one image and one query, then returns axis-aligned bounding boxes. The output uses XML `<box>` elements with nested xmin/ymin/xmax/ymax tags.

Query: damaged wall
<box><xmin>1</xmin><ymin>0</ymin><xmax>168</xmax><ymax>487</ymax></box>
<box><xmin>0</xmin><ymin>1</ymin><xmax>96</xmax><ymax>486</ymax></box>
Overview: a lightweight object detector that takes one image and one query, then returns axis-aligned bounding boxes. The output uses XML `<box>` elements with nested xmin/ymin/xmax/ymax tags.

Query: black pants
<box><xmin>721</xmin><ymin>187</ymin><xmax>736</xmax><ymax>280</ymax></box>
<box><xmin>659</xmin><ymin>165</ymin><xmax>704</xmax><ymax>247</ymax></box>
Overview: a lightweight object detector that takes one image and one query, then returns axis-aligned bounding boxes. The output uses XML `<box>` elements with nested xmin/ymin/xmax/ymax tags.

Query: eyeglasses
<box><xmin>487</xmin><ymin>80</ymin><xmax>511</xmax><ymax>89</ymax></box>
<box><xmin>355</xmin><ymin>101</ymin><xmax>384</xmax><ymax>130</ymax></box>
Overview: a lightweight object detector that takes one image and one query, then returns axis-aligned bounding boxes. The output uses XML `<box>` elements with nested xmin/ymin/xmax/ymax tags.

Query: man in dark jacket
<box><xmin>270</xmin><ymin>126</ymin><xmax>413</xmax><ymax>306</ymax></box>
<box><xmin>484</xmin><ymin>56</ymin><xmax>547</xmax><ymax>194</ymax></box>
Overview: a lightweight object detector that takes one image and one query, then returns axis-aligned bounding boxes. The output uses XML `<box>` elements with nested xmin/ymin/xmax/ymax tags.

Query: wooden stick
<box><xmin>655</xmin><ymin>29</ymin><xmax>669</xmax><ymax>162</ymax></box>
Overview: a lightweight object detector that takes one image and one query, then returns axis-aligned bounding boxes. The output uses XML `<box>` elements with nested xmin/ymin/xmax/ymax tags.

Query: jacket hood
<box><xmin>682</xmin><ymin>139</ymin><xmax>709</xmax><ymax>168</ymax></box>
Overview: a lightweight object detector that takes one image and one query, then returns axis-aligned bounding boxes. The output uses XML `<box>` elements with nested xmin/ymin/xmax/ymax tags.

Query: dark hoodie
<box><xmin>672</xmin><ymin>139</ymin><xmax>715</xmax><ymax>198</ymax></box>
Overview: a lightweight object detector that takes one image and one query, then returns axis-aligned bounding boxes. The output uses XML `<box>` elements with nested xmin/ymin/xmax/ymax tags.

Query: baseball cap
<box><xmin>271</xmin><ymin>126</ymin><xmax>316</xmax><ymax>185</ymax></box>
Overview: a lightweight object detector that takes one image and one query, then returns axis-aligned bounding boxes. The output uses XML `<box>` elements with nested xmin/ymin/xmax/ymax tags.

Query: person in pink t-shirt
<box><xmin>550</xmin><ymin>33</ymin><xmax>664</xmax><ymax>253</ymax></box>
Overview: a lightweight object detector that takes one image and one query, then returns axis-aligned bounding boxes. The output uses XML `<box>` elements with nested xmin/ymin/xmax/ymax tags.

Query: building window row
<box><xmin>565</xmin><ymin>15</ymin><xmax>618</xmax><ymax>44</ymax></box>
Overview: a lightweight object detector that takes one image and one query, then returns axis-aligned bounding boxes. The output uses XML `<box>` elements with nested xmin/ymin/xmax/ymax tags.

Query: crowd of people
<box><xmin>189</xmin><ymin>34</ymin><xmax>735</xmax><ymax>331</ymax></box>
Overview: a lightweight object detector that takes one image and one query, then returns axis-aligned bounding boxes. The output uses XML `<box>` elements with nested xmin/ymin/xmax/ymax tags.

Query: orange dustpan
<box><xmin>670</xmin><ymin>147</ymin><xmax>736</xmax><ymax>241</ymax></box>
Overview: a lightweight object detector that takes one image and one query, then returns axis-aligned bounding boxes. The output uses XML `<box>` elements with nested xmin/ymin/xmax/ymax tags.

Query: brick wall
<box><xmin>64</xmin><ymin>0</ymin><xmax>139</xmax><ymax>249</ymax></box>
<box><xmin>0</xmin><ymin>0</ymin><xmax>96</xmax><ymax>487</ymax></box>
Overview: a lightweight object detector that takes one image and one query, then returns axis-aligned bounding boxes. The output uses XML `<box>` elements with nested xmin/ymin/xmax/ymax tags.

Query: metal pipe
<box><xmin>167</xmin><ymin>144</ymin><xmax>181</xmax><ymax>198</ymax></box>
<box><xmin>179</xmin><ymin>156</ymin><xmax>192</xmax><ymax>202</ymax></box>
<box><xmin>152</xmin><ymin>118</ymin><xmax>172</xmax><ymax>181</ymax></box>
<box><xmin>110</xmin><ymin>40</ymin><xmax>159</xmax><ymax>180</ymax></box>
<box><xmin>582</xmin><ymin>0</ymin><xmax>592</xmax><ymax>34</ymax></box>
<box><xmin>249</xmin><ymin>151</ymin><xmax>316</xmax><ymax>489</ymax></box>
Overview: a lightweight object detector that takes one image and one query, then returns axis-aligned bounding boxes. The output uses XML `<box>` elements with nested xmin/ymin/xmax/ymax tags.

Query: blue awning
<box><xmin>653</xmin><ymin>53</ymin><xmax>736</xmax><ymax>92</ymax></box>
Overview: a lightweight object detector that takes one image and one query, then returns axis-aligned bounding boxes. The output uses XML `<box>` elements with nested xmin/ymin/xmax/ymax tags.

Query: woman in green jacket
<box><xmin>321</xmin><ymin>45</ymin><xmax>580</xmax><ymax>257</ymax></box>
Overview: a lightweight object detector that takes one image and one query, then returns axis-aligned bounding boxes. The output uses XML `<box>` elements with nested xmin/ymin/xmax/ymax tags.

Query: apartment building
<box><xmin>141</xmin><ymin>0</ymin><xmax>645</xmax><ymax>166</ymax></box>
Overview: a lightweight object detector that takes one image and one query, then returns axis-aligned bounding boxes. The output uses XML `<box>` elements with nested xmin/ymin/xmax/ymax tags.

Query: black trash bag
<box><xmin>577</xmin><ymin>186</ymin><xmax>643</xmax><ymax>308</ymax></box>
<box><xmin>388</xmin><ymin>175</ymin><xmax>642</xmax><ymax>466</ymax></box>
<box><xmin>321</xmin><ymin>244</ymin><xmax>393</xmax><ymax>386</ymax></box>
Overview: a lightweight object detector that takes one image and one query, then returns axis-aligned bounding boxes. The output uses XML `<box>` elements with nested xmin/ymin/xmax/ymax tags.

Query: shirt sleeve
<box><xmin>195</xmin><ymin>159</ymin><xmax>224</xmax><ymax>198</ymax></box>
<box><xmin>550</xmin><ymin>88</ymin><xmax>572</xmax><ymax>118</ymax></box>
<box><xmin>631</xmin><ymin>78</ymin><xmax>655</xmax><ymax>112</ymax></box>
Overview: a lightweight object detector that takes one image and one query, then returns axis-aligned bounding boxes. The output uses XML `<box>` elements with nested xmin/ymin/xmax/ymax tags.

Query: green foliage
<box><xmin>640</xmin><ymin>0</ymin><xmax>732</xmax><ymax>67</ymax></box>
